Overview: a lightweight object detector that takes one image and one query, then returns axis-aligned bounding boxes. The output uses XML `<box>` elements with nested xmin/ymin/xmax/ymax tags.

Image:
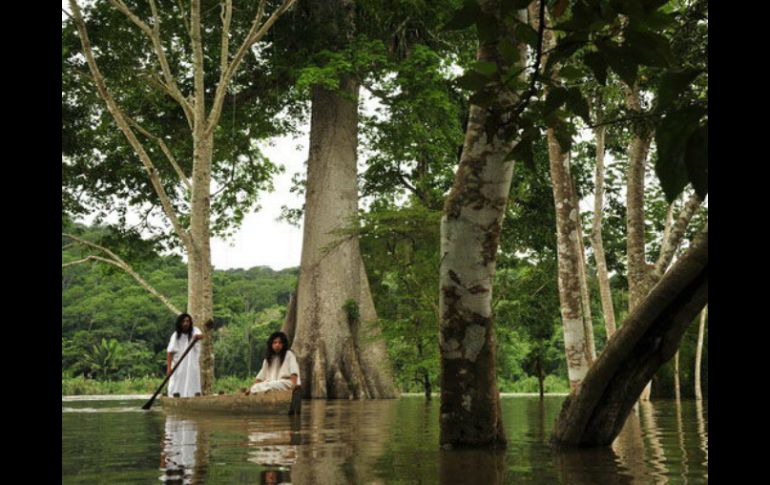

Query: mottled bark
<box><xmin>573</xmin><ymin>178</ymin><xmax>597</xmax><ymax>362</ymax></box>
<box><xmin>694</xmin><ymin>305</ymin><xmax>707</xmax><ymax>400</ymax></box>
<box><xmin>536</xmin><ymin>10</ymin><xmax>595</xmax><ymax>389</ymax></box>
<box><xmin>552</xmin><ymin>234</ymin><xmax>708</xmax><ymax>446</ymax></box>
<box><xmin>292</xmin><ymin>79</ymin><xmax>396</xmax><ymax>399</ymax></box>
<box><xmin>439</xmin><ymin>0</ymin><xmax>521</xmax><ymax>449</ymax></box>
<box><xmin>590</xmin><ymin>126</ymin><xmax>617</xmax><ymax>338</ymax></box>
<box><xmin>653</xmin><ymin>193</ymin><xmax>704</xmax><ymax>283</ymax></box>
<box><xmin>625</xmin><ymin>86</ymin><xmax>654</xmax><ymax>313</ymax></box>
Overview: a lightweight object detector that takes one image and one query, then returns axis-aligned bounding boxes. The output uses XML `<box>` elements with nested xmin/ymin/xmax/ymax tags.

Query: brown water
<box><xmin>61</xmin><ymin>395</ymin><xmax>707</xmax><ymax>484</ymax></box>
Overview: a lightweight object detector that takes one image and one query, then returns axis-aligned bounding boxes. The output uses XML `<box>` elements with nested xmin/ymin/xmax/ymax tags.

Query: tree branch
<box><xmin>107</xmin><ymin>0</ymin><xmax>194</xmax><ymax>126</ymax></box>
<box><xmin>69</xmin><ymin>0</ymin><xmax>193</xmax><ymax>252</ymax></box>
<box><xmin>126</xmin><ymin>114</ymin><xmax>192</xmax><ymax>191</ymax></box>
<box><xmin>63</xmin><ymin>233</ymin><xmax>182</xmax><ymax>315</ymax></box>
<box><xmin>206</xmin><ymin>0</ymin><xmax>295</xmax><ymax>135</ymax></box>
<box><xmin>655</xmin><ymin>192</ymin><xmax>704</xmax><ymax>277</ymax></box>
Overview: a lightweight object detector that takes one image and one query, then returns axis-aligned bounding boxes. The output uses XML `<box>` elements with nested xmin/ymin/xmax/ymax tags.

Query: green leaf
<box><xmin>624</xmin><ymin>30</ymin><xmax>675</xmax><ymax>67</ymax></box>
<box><xmin>477</xmin><ymin>12</ymin><xmax>500</xmax><ymax>44</ymax></box>
<box><xmin>470</xmin><ymin>89</ymin><xmax>496</xmax><ymax>107</ymax></box>
<box><xmin>684</xmin><ymin>123</ymin><xmax>708</xmax><ymax>198</ymax></box>
<box><xmin>498</xmin><ymin>38</ymin><xmax>521</xmax><ymax>65</ymax></box>
<box><xmin>443</xmin><ymin>0</ymin><xmax>481</xmax><ymax>31</ymax></box>
<box><xmin>559</xmin><ymin>65</ymin><xmax>584</xmax><ymax>81</ymax></box>
<box><xmin>642</xmin><ymin>11</ymin><xmax>677</xmax><ymax>30</ymax></box>
<box><xmin>583</xmin><ymin>51</ymin><xmax>608</xmax><ymax>85</ymax></box>
<box><xmin>457</xmin><ymin>71</ymin><xmax>490</xmax><ymax>91</ymax></box>
<box><xmin>508</xmin><ymin>138</ymin><xmax>534</xmax><ymax>170</ymax></box>
<box><xmin>597</xmin><ymin>40</ymin><xmax>638</xmax><ymax>87</ymax></box>
<box><xmin>515</xmin><ymin>22</ymin><xmax>539</xmax><ymax>48</ymax></box>
<box><xmin>655</xmin><ymin>107</ymin><xmax>704</xmax><ymax>202</ymax></box>
<box><xmin>472</xmin><ymin>60</ymin><xmax>499</xmax><ymax>76</ymax></box>
<box><xmin>554</xmin><ymin>126</ymin><xmax>573</xmax><ymax>152</ymax></box>
<box><xmin>566</xmin><ymin>88</ymin><xmax>591</xmax><ymax>124</ymax></box>
<box><xmin>657</xmin><ymin>68</ymin><xmax>701</xmax><ymax>110</ymax></box>
<box><xmin>544</xmin><ymin>87</ymin><xmax>569</xmax><ymax>116</ymax></box>
<box><xmin>502</xmin><ymin>0</ymin><xmax>535</xmax><ymax>9</ymax></box>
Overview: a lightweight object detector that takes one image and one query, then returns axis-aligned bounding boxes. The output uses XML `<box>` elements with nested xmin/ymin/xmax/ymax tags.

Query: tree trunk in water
<box><xmin>189</xmin><ymin>134</ymin><xmax>215</xmax><ymax>395</ymax></box>
<box><xmin>673</xmin><ymin>350</ymin><xmax>681</xmax><ymax>402</ymax></box>
<box><xmin>590</xmin><ymin>126</ymin><xmax>617</xmax><ymax>338</ymax></box>
<box><xmin>624</xmin><ymin>85</ymin><xmax>654</xmax><ymax>401</ymax></box>
<box><xmin>536</xmin><ymin>11</ymin><xmax>595</xmax><ymax>390</ymax></box>
<box><xmin>548</xmin><ymin>131</ymin><xmax>595</xmax><ymax>391</ymax></box>
<box><xmin>694</xmin><ymin>305</ymin><xmax>707</xmax><ymax>400</ymax></box>
<box><xmin>552</xmin><ymin>234</ymin><xmax>707</xmax><ymax>446</ymax></box>
<box><xmin>537</xmin><ymin>356</ymin><xmax>545</xmax><ymax>400</ymax></box>
<box><xmin>291</xmin><ymin>80</ymin><xmax>396</xmax><ymax>399</ymax></box>
<box><xmin>439</xmin><ymin>1</ymin><xmax>522</xmax><ymax>449</ymax></box>
<box><xmin>423</xmin><ymin>371</ymin><xmax>432</xmax><ymax>402</ymax></box>
<box><xmin>573</xmin><ymin>176</ymin><xmax>597</xmax><ymax>362</ymax></box>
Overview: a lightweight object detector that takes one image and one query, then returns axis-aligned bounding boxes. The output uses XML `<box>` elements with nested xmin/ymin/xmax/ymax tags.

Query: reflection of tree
<box><xmin>552</xmin><ymin>446</ymin><xmax>631</xmax><ymax>485</ymax></box>
<box><xmin>695</xmin><ymin>399</ymin><xmax>708</xmax><ymax>476</ymax></box>
<box><xmin>160</xmin><ymin>414</ymin><xmax>209</xmax><ymax>484</ymax></box>
<box><xmin>612</xmin><ymin>407</ymin><xmax>653</xmax><ymax>481</ymax></box>
<box><xmin>639</xmin><ymin>401</ymin><xmax>667</xmax><ymax>482</ymax></box>
<box><xmin>439</xmin><ymin>449</ymin><xmax>506</xmax><ymax>484</ymax></box>
<box><xmin>289</xmin><ymin>400</ymin><xmax>397</xmax><ymax>483</ymax></box>
<box><xmin>247</xmin><ymin>417</ymin><xmax>300</xmax><ymax>467</ymax></box>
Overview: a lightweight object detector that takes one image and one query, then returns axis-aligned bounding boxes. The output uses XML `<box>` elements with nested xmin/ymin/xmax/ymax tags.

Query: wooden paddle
<box><xmin>142</xmin><ymin>336</ymin><xmax>200</xmax><ymax>410</ymax></box>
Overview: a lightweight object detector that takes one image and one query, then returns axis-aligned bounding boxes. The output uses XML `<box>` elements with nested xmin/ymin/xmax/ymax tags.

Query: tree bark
<box><xmin>552</xmin><ymin>233</ymin><xmax>708</xmax><ymax>447</ymax></box>
<box><xmin>673</xmin><ymin>350</ymin><xmax>681</xmax><ymax>402</ymax></box>
<box><xmin>694</xmin><ymin>305</ymin><xmax>707</xmax><ymax>400</ymax></box>
<box><xmin>291</xmin><ymin>79</ymin><xmax>397</xmax><ymax>399</ymax></box>
<box><xmin>590</xmin><ymin>126</ymin><xmax>617</xmax><ymax>338</ymax></box>
<box><xmin>439</xmin><ymin>0</ymin><xmax>521</xmax><ymax>449</ymax></box>
<box><xmin>536</xmin><ymin>10</ymin><xmax>595</xmax><ymax>390</ymax></box>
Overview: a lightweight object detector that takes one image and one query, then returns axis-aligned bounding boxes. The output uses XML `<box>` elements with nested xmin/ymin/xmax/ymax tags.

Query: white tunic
<box><xmin>166</xmin><ymin>327</ymin><xmax>202</xmax><ymax>397</ymax></box>
<box><xmin>250</xmin><ymin>350</ymin><xmax>301</xmax><ymax>393</ymax></box>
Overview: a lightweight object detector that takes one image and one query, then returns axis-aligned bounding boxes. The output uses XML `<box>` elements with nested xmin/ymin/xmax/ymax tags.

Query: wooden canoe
<box><xmin>159</xmin><ymin>388</ymin><xmax>302</xmax><ymax>415</ymax></box>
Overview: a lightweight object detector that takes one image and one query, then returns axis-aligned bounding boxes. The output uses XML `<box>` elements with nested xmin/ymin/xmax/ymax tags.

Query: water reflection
<box><xmin>160</xmin><ymin>415</ymin><xmax>208</xmax><ymax>484</ymax></box>
<box><xmin>62</xmin><ymin>396</ymin><xmax>708</xmax><ymax>484</ymax></box>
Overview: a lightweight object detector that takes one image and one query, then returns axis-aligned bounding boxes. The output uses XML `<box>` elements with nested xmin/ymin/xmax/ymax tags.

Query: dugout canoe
<box><xmin>159</xmin><ymin>387</ymin><xmax>302</xmax><ymax>415</ymax></box>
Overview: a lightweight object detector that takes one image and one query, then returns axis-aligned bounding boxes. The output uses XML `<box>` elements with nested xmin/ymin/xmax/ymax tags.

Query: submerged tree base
<box><xmin>552</xmin><ymin>236</ymin><xmax>708</xmax><ymax>447</ymax></box>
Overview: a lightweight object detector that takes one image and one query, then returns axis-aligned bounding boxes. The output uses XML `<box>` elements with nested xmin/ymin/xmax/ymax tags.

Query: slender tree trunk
<box><xmin>535</xmin><ymin>7</ymin><xmax>595</xmax><ymax>390</ymax></box>
<box><xmin>552</xmin><ymin>233</ymin><xmax>707</xmax><ymax>446</ymax></box>
<box><xmin>573</xmin><ymin>176</ymin><xmax>597</xmax><ymax>362</ymax></box>
<box><xmin>590</xmin><ymin>125</ymin><xmax>617</xmax><ymax>338</ymax></box>
<box><xmin>624</xmin><ymin>84</ymin><xmax>655</xmax><ymax>401</ymax></box>
<box><xmin>188</xmin><ymin>134</ymin><xmax>216</xmax><ymax>394</ymax></box>
<box><xmin>439</xmin><ymin>0</ymin><xmax>521</xmax><ymax>449</ymax></box>
<box><xmin>537</xmin><ymin>356</ymin><xmax>545</xmax><ymax>400</ymax></box>
<box><xmin>694</xmin><ymin>305</ymin><xmax>707</xmax><ymax>400</ymax></box>
<box><xmin>673</xmin><ymin>350</ymin><xmax>681</xmax><ymax>402</ymax></box>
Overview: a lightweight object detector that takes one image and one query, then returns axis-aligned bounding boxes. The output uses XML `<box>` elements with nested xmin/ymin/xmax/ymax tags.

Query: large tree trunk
<box><xmin>438</xmin><ymin>0</ymin><xmax>521</xmax><ymax>449</ymax></box>
<box><xmin>291</xmin><ymin>80</ymin><xmax>396</xmax><ymax>399</ymax></box>
<box><xmin>694</xmin><ymin>305</ymin><xmax>707</xmax><ymax>400</ymax></box>
<box><xmin>590</xmin><ymin>125</ymin><xmax>617</xmax><ymax>338</ymax></box>
<box><xmin>189</xmin><ymin>134</ymin><xmax>215</xmax><ymax>395</ymax></box>
<box><xmin>552</xmin><ymin>233</ymin><xmax>707</xmax><ymax>447</ymax></box>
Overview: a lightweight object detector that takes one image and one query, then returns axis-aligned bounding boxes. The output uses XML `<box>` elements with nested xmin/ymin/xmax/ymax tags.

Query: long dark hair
<box><xmin>265</xmin><ymin>331</ymin><xmax>290</xmax><ymax>366</ymax></box>
<box><xmin>175</xmin><ymin>313</ymin><xmax>194</xmax><ymax>339</ymax></box>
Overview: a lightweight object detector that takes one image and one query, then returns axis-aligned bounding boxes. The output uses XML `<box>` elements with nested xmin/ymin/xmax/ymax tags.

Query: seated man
<box><xmin>248</xmin><ymin>331</ymin><xmax>300</xmax><ymax>394</ymax></box>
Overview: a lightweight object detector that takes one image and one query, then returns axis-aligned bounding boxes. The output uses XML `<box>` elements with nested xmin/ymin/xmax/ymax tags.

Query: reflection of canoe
<box><xmin>160</xmin><ymin>388</ymin><xmax>302</xmax><ymax>415</ymax></box>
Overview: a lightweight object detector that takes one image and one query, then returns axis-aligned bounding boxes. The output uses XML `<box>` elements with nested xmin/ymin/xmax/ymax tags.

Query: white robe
<box><xmin>166</xmin><ymin>327</ymin><xmax>202</xmax><ymax>397</ymax></box>
<box><xmin>250</xmin><ymin>350</ymin><xmax>301</xmax><ymax>393</ymax></box>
